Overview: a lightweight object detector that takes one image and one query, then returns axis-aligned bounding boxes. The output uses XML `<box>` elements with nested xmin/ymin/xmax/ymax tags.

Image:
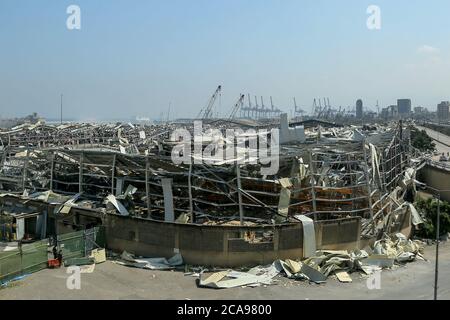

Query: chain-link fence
<box><xmin>0</xmin><ymin>239</ymin><xmax>48</xmax><ymax>283</ymax></box>
<box><xmin>1</xmin><ymin>227</ymin><xmax>105</xmax><ymax>283</ymax></box>
<box><xmin>56</xmin><ymin>226</ymin><xmax>105</xmax><ymax>260</ymax></box>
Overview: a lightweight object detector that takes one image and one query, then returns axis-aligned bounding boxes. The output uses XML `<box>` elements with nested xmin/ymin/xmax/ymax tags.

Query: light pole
<box><xmin>434</xmin><ymin>193</ymin><xmax>440</xmax><ymax>300</ymax></box>
<box><xmin>418</xmin><ymin>183</ymin><xmax>450</xmax><ymax>300</ymax></box>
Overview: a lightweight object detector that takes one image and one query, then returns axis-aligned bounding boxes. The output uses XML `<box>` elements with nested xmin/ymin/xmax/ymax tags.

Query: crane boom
<box><xmin>228</xmin><ymin>94</ymin><xmax>245</xmax><ymax>120</ymax></box>
<box><xmin>201</xmin><ymin>85</ymin><xmax>222</xmax><ymax>119</ymax></box>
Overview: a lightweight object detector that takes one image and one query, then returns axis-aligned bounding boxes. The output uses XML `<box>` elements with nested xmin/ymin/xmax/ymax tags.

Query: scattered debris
<box><xmin>335</xmin><ymin>270</ymin><xmax>352</xmax><ymax>283</ymax></box>
<box><xmin>193</xmin><ymin>230</ymin><xmax>425</xmax><ymax>289</ymax></box>
<box><xmin>115</xmin><ymin>251</ymin><xmax>184</xmax><ymax>270</ymax></box>
<box><xmin>90</xmin><ymin>248</ymin><xmax>107</xmax><ymax>264</ymax></box>
<box><xmin>199</xmin><ymin>262</ymin><xmax>281</xmax><ymax>289</ymax></box>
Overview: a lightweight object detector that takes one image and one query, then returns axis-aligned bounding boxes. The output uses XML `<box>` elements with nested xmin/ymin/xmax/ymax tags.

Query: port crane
<box><xmin>228</xmin><ymin>94</ymin><xmax>245</xmax><ymax>120</ymax></box>
<box><xmin>293</xmin><ymin>97</ymin><xmax>305</xmax><ymax>118</ymax></box>
<box><xmin>197</xmin><ymin>85</ymin><xmax>222</xmax><ymax>119</ymax></box>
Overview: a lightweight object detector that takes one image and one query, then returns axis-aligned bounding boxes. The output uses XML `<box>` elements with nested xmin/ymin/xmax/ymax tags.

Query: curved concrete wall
<box><xmin>418</xmin><ymin>164</ymin><xmax>450</xmax><ymax>202</ymax></box>
<box><xmin>103</xmin><ymin>214</ymin><xmax>361</xmax><ymax>267</ymax></box>
<box><xmin>0</xmin><ymin>194</ymin><xmax>363</xmax><ymax>267</ymax></box>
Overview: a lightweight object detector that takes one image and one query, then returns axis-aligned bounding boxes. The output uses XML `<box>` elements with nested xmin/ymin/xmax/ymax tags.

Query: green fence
<box><xmin>0</xmin><ymin>239</ymin><xmax>49</xmax><ymax>284</ymax></box>
<box><xmin>0</xmin><ymin>227</ymin><xmax>105</xmax><ymax>283</ymax></box>
<box><xmin>57</xmin><ymin>226</ymin><xmax>105</xmax><ymax>260</ymax></box>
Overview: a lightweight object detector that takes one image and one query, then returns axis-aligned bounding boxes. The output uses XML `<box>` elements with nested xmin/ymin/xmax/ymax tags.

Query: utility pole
<box><xmin>60</xmin><ymin>94</ymin><xmax>63</xmax><ymax>124</ymax></box>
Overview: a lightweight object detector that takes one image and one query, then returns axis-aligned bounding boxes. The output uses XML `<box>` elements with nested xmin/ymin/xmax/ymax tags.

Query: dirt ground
<box><xmin>1</xmin><ymin>242</ymin><xmax>449</xmax><ymax>300</ymax></box>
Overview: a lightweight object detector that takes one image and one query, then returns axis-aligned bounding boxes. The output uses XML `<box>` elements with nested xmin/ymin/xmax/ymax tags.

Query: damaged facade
<box><xmin>0</xmin><ymin>118</ymin><xmax>424</xmax><ymax>267</ymax></box>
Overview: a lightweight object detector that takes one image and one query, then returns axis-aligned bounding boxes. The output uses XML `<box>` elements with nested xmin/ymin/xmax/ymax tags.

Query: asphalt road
<box><xmin>416</xmin><ymin>125</ymin><xmax>450</xmax><ymax>160</ymax></box>
<box><xmin>1</xmin><ymin>242</ymin><xmax>449</xmax><ymax>300</ymax></box>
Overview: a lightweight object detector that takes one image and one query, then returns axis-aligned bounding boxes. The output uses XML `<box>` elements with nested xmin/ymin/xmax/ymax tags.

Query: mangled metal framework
<box><xmin>0</xmin><ymin>120</ymin><xmax>417</xmax><ymax>240</ymax></box>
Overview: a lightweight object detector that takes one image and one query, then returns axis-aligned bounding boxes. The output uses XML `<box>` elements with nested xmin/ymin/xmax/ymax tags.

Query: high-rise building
<box><xmin>437</xmin><ymin>101</ymin><xmax>450</xmax><ymax>121</ymax></box>
<box><xmin>356</xmin><ymin>99</ymin><xmax>363</xmax><ymax>119</ymax></box>
<box><xmin>389</xmin><ymin>105</ymin><xmax>399</xmax><ymax>119</ymax></box>
<box><xmin>414</xmin><ymin>106</ymin><xmax>425</xmax><ymax>114</ymax></box>
<box><xmin>397</xmin><ymin>99</ymin><xmax>412</xmax><ymax>115</ymax></box>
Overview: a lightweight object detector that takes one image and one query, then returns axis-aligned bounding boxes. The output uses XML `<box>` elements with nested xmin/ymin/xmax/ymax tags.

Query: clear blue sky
<box><xmin>1</xmin><ymin>0</ymin><xmax>449</xmax><ymax>120</ymax></box>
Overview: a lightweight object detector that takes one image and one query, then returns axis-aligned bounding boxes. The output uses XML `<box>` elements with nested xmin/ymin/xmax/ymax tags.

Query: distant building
<box><xmin>366</xmin><ymin>111</ymin><xmax>377</xmax><ymax>119</ymax></box>
<box><xmin>414</xmin><ymin>106</ymin><xmax>425</xmax><ymax>114</ymax></box>
<box><xmin>390</xmin><ymin>105</ymin><xmax>399</xmax><ymax>118</ymax></box>
<box><xmin>356</xmin><ymin>99</ymin><xmax>363</xmax><ymax>119</ymax></box>
<box><xmin>397</xmin><ymin>99</ymin><xmax>412</xmax><ymax>115</ymax></box>
<box><xmin>381</xmin><ymin>107</ymin><xmax>389</xmax><ymax>119</ymax></box>
<box><xmin>437</xmin><ymin>101</ymin><xmax>450</xmax><ymax>122</ymax></box>
<box><xmin>380</xmin><ymin>105</ymin><xmax>398</xmax><ymax>120</ymax></box>
<box><xmin>413</xmin><ymin>106</ymin><xmax>432</xmax><ymax>120</ymax></box>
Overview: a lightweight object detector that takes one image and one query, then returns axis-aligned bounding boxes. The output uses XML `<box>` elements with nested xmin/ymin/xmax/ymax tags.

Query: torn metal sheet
<box><xmin>199</xmin><ymin>262</ymin><xmax>281</xmax><ymax>289</ymax></box>
<box><xmin>294</xmin><ymin>214</ymin><xmax>316</xmax><ymax>258</ymax></box>
<box><xmin>277</xmin><ymin>187</ymin><xmax>291</xmax><ymax>217</ymax></box>
<box><xmin>27</xmin><ymin>190</ymin><xmax>72</xmax><ymax>204</ymax></box>
<box><xmin>300</xmin><ymin>263</ymin><xmax>327</xmax><ymax>284</ymax></box>
<box><xmin>124</xmin><ymin>185</ymin><xmax>138</xmax><ymax>197</ymax></box>
<box><xmin>396</xmin><ymin>252</ymin><xmax>416</xmax><ymax>262</ymax></box>
<box><xmin>408</xmin><ymin>203</ymin><xmax>424</xmax><ymax>226</ymax></box>
<box><xmin>284</xmin><ymin>259</ymin><xmax>302</xmax><ymax>274</ymax></box>
<box><xmin>274</xmin><ymin>260</ymin><xmax>292</xmax><ymax>278</ymax></box>
<box><xmin>106</xmin><ymin>195</ymin><xmax>129</xmax><ymax>216</ymax></box>
<box><xmin>200</xmin><ymin>271</ymin><xmax>229</xmax><ymax>286</ymax></box>
<box><xmin>118</xmin><ymin>251</ymin><xmax>183</xmax><ymax>270</ymax></box>
<box><xmin>55</xmin><ymin>192</ymin><xmax>82</xmax><ymax>215</ymax></box>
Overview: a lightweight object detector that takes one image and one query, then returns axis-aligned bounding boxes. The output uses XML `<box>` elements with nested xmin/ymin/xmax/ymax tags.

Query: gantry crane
<box><xmin>294</xmin><ymin>97</ymin><xmax>305</xmax><ymax>118</ymax></box>
<box><xmin>228</xmin><ymin>94</ymin><xmax>245</xmax><ymax>120</ymax></box>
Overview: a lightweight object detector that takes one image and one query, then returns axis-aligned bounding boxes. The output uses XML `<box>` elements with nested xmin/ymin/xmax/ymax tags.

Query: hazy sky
<box><xmin>1</xmin><ymin>0</ymin><xmax>449</xmax><ymax>120</ymax></box>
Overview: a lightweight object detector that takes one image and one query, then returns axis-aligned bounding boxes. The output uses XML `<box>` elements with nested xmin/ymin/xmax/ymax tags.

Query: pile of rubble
<box><xmin>109</xmin><ymin>232</ymin><xmax>425</xmax><ymax>289</ymax></box>
<box><xmin>197</xmin><ymin>232</ymin><xmax>425</xmax><ymax>288</ymax></box>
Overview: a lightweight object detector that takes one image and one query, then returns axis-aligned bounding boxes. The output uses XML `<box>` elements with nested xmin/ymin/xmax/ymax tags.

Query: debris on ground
<box><xmin>114</xmin><ymin>251</ymin><xmax>184</xmax><ymax>270</ymax></box>
<box><xmin>198</xmin><ymin>262</ymin><xmax>281</xmax><ymax>289</ymax></box>
<box><xmin>194</xmin><ymin>231</ymin><xmax>426</xmax><ymax>289</ymax></box>
<box><xmin>90</xmin><ymin>248</ymin><xmax>107</xmax><ymax>264</ymax></box>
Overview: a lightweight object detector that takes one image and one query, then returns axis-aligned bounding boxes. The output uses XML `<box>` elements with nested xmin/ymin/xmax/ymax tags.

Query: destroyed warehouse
<box><xmin>0</xmin><ymin>117</ymin><xmax>424</xmax><ymax>269</ymax></box>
